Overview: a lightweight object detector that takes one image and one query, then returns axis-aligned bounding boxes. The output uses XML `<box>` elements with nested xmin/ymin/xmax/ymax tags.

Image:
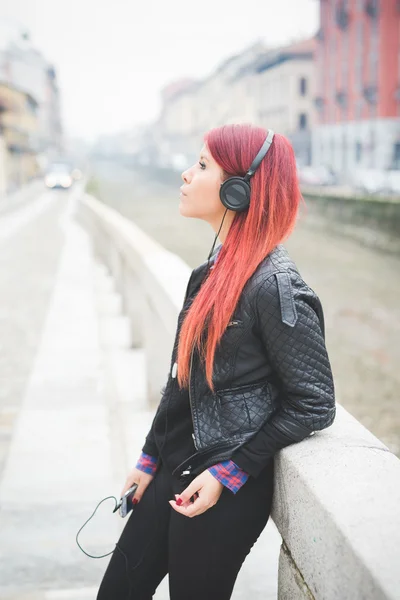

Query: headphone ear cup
<box><xmin>219</xmin><ymin>177</ymin><xmax>251</xmax><ymax>212</ymax></box>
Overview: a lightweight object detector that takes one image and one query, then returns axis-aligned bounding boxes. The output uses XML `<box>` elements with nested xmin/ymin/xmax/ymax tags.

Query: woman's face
<box><xmin>179</xmin><ymin>144</ymin><xmax>226</xmax><ymax>224</ymax></box>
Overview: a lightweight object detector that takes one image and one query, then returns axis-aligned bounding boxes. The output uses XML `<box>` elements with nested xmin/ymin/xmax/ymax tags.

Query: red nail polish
<box><xmin>133</xmin><ymin>498</ymin><xmax>138</xmax><ymax>505</ymax></box>
<box><xmin>176</xmin><ymin>498</ymin><xmax>183</xmax><ymax>506</ymax></box>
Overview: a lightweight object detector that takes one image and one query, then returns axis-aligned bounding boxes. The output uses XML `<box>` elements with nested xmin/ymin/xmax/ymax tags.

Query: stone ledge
<box><xmin>273</xmin><ymin>405</ymin><xmax>400</xmax><ymax>600</ymax></box>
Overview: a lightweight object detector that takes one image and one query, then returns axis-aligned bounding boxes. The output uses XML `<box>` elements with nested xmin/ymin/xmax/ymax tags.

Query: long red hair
<box><xmin>177</xmin><ymin>123</ymin><xmax>304</xmax><ymax>392</ymax></box>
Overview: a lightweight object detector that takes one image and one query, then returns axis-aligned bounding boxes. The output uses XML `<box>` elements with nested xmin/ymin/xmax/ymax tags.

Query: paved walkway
<box><xmin>0</xmin><ymin>188</ymin><xmax>280</xmax><ymax>599</ymax></box>
<box><xmin>0</xmin><ymin>180</ymin><xmax>45</xmax><ymax>217</ymax></box>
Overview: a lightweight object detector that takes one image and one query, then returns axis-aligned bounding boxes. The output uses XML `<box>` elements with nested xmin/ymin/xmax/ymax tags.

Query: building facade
<box><xmin>0</xmin><ymin>82</ymin><xmax>40</xmax><ymax>189</ymax></box>
<box><xmin>150</xmin><ymin>40</ymin><xmax>316</xmax><ymax>169</ymax></box>
<box><xmin>313</xmin><ymin>0</ymin><xmax>400</xmax><ymax>181</ymax></box>
<box><xmin>249</xmin><ymin>39</ymin><xmax>316</xmax><ymax>166</ymax></box>
<box><xmin>0</xmin><ymin>21</ymin><xmax>63</xmax><ymax>191</ymax></box>
<box><xmin>152</xmin><ymin>43</ymin><xmax>266</xmax><ymax>167</ymax></box>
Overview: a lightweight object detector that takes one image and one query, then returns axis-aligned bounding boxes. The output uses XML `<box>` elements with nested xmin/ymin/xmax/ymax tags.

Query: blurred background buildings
<box><xmin>0</xmin><ymin>21</ymin><xmax>62</xmax><ymax>194</ymax></box>
<box><xmin>91</xmin><ymin>0</ymin><xmax>400</xmax><ymax>196</ymax></box>
<box><xmin>313</xmin><ymin>0</ymin><xmax>400</xmax><ymax>190</ymax></box>
<box><xmin>1</xmin><ymin>1</ymin><xmax>400</xmax><ymax>196</ymax></box>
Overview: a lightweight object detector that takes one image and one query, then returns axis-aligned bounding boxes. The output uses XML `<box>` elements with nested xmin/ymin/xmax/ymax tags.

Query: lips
<box><xmin>180</xmin><ymin>187</ymin><xmax>187</xmax><ymax>196</ymax></box>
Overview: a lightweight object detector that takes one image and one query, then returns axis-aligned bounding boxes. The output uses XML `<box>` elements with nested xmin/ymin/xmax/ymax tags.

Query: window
<box><xmin>356</xmin><ymin>141</ymin><xmax>362</xmax><ymax>163</ymax></box>
<box><xmin>370</xmin><ymin>17</ymin><xmax>378</xmax><ymax>85</ymax></box>
<box><xmin>365</xmin><ymin>0</ymin><xmax>379</xmax><ymax>18</ymax></box>
<box><xmin>393</xmin><ymin>142</ymin><xmax>400</xmax><ymax>169</ymax></box>
<box><xmin>342</xmin><ymin>134</ymin><xmax>347</xmax><ymax>171</ymax></box>
<box><xmin>356</xmin><ymin>99</ymin><xmax>363</xmax><ymax>120</ymax></box>
<box><xmin>299</xmin><ymin>77</ymin><xmax>307</xmax><ymax>96</ymax></box>
<box><xmin>26</xmin><ymin>96</ymin><xmax>37</xmax><ymax>115</ymax></box>
<box><xmin>369</xmin><ymin>131</ymin><xmax>375</xmax><ymax>168</ymax></box>
<box><xmin>356</xmin><ymin>21</ymin><xmax>363</xmax><ymax>93</ymax></box>
<box><xmin>330</xmin><ymin>36</ymin><xmax>336</xmax><ymax>121</ymax></box>
<box><xmin>299</xmin><ymin>113</ymin><xmax>308</xmax><ymax>129</ymax></box>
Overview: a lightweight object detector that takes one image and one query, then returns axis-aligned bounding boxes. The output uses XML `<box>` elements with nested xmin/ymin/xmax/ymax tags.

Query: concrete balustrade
<box><xmin>78</xmin><ymin>192</ymin><xmax>400</xmax><ymax>600</ymax></box>
<box><xmin>78</xmin><ymin>193</ymin><xmax>190</xmax><ymax>406</ymax></box>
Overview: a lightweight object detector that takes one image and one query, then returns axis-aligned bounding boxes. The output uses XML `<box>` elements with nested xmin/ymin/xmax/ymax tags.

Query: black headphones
<box><xmin>219</xmin><ymin>129</ymin><xmax>275</xmax><ymax>212</ymax></box>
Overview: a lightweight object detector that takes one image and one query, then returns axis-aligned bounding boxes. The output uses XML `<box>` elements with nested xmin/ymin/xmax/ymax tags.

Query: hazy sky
<box><xmin>2</xmin><ymin>0</ymin><xmax>319</xmax><ymax>141</ymax></box>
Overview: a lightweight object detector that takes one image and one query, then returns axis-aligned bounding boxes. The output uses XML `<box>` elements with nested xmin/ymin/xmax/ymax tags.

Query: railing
<box><xmin>78</xmin><ymin>192</ymin><xmax>190</xmax><ymax>406</ymax></box>
<box><xmin>78</xmin><ymin>192</ymin><xmax>400</xmax><ymax>600</ymax></box>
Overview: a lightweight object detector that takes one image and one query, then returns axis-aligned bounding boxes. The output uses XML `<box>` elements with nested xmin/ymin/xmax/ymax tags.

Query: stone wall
<box><xmin>301</xmin><ymin>187</ymin><xmax>400</xmax><ymax>254</ymax></box>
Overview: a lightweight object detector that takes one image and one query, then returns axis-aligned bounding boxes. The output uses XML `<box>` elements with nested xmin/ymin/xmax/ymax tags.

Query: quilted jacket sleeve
<box><xmin>141</xmin><ymin>417</ymin><xmax>160</xmax><ymax>458</ymax></box>
<box><xmin>141</xmin><ymin>386</ymin><xmax>168</xmax><ymax>458</ymax></box>
<box><xmin>231</xmin><ymin>271</ymin><xmax>336</xmax><ymax>478</ymax></box>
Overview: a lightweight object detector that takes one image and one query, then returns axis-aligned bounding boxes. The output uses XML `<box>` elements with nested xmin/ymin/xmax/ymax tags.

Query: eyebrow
<box><xmin>200</xmin><ymin>155</ymin><xmax>210</xmax><ymax>162</ymax></box>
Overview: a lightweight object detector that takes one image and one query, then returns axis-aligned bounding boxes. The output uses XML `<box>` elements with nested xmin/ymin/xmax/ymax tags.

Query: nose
<box><xmin>181</xmin><ymin>168</ymin><xmax>191</xmax><ymax>184</ymax></box>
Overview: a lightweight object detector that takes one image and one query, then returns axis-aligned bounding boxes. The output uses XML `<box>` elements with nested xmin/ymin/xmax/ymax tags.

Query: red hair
<box><xmin>177</xmin><ymin>123</ymin><xmax>304</xmax><ymax>392</ymax></box>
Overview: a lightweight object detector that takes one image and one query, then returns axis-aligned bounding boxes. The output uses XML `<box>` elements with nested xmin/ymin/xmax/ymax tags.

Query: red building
<box><xmin>313</xmin><ymin>0</ymin><xmax>400</xmax><ymax>180</ymax></box>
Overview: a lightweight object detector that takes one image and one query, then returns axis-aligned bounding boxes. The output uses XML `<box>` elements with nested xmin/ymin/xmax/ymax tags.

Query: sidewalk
<box><xmin>0</xmin><ymin>179</ymin><xmax>45</xmax><ymax>216</ymax></box>
<box><xmin>0</xmin><ymin>192</ymin><xmax>280</xmax><ymax>599</ymax></box>
<box><xmin>0</xmin><ymin>191</ymin><xmax>126</xmax><ymax>598</ymax></box>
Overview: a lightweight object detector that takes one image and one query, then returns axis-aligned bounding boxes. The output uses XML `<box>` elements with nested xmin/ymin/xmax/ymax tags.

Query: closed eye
<box><xmin>199</xmin><ymin>161</ymin><xmax>206</xmax><ymax>170</ymax></box>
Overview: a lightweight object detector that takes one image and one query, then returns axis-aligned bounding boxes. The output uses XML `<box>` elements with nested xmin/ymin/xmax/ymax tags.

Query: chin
<box><xmin>179</xmin><ymin>202</ymin><xmax>195</xmax><ymax>218</ymax></box>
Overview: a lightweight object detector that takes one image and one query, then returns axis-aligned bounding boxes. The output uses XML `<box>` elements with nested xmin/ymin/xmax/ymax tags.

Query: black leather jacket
<box><xmin>148</xmin><ymin>243</ymin><xmax>335</xmax><ymax>481</ymax></box>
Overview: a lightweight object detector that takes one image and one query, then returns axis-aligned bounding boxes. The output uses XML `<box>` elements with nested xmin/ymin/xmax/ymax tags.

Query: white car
<box><xmin>45</xmin><ymin>164</ymin><xmax>73</xmax><ymax>189</ymax></box>
<box><xmin>352</xmin><ymin>169</ymin><xmax>399</xmax><ymax>195</ymax></box>
<box><xmin>298</xmin><ymin>166</ymin><xmax>337</xmax><ymax>187</ymax></box>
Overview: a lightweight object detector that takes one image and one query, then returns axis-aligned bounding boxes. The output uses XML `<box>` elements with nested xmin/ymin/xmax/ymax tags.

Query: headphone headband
<box><xmin>219</xmin><ymin>129</ymin><xmax>275</xmax><ymax>213</ymax></box>
<box><xmin>244</xmin><ymin>129</ymin><xmax>275</xmax><ymax>181</ymax></box>
<box><xmin>209</xmin><ymin>128</ymin><xmax>276</xmax><ymax>262</ymax></box>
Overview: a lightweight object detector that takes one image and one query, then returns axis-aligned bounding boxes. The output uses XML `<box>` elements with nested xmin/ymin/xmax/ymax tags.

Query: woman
<box><xmin>97</xmin><ymin>123</ymin><xmax>336</xmax><ymax>599</ymax></box>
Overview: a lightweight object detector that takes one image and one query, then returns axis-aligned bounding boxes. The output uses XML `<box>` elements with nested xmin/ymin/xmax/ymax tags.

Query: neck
<box><xmin>210</xmin><ymin>210</ymin><xmax>235</xmax><ymax>244</ymax></box>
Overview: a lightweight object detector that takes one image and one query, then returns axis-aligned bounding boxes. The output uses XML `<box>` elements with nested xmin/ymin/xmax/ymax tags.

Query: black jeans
<box><xmin>97</xmin><ymin>458</ymin><xmax>274</xmax><ymax>600</ymax></box>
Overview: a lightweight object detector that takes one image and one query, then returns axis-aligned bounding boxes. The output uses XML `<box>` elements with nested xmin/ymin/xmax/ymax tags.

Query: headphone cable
<box><xmin>78</xmin><ymin>207</ymin><xmax>228</xmax><ymax>591</ymax></box>
<box><xmin>207</xmin><ymin>208</ymin><xmax>228</xmax><ymax>267</ymax></box>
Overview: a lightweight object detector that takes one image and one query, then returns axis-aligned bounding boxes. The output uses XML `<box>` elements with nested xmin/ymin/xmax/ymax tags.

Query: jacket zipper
<box><xmin>217</xmin><ymin>378</ymin><xmax>269</xmax><ymax>396</ymax></box>
<box><xmin>172</xmin><ymin>440</ymin><xmax>243</xmax><ymax>478</ymax></box>
<box><xmin>189</xmin><ymin>347</ymin><xmax>198</xmax><ymax>450</ymax></box>
<box><xmin>227</xmin><ymin>319</ymin><xmax>242</xmax><ymax>327</ymax></box>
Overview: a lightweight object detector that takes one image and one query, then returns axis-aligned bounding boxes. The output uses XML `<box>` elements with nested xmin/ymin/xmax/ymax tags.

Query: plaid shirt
<box><xmin>135</xmin><ymin>452</ymin><xmax>158</xmax><ymax>475</ymax></box>
<box><xmin>136</xmin><ymin>452</ymin><xmax>249</xmax><ymax>494</ymax></box>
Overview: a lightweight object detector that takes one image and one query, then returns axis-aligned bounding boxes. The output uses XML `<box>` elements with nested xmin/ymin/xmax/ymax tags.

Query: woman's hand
<box><xmin>121</xmin><ymin>467</ymin><xmax>154</xmax><ymax>505</ymax></box>
<box><xmin>169</xmin><ymin>470</ymin><xmax>224</xmax><ymax>518</ymax></box>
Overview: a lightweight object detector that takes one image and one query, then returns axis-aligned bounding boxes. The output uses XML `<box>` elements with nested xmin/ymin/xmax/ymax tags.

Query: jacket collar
<box><xmin>186</xmin><ymin>243</ymin><xmax>222</xmax><ymax>299</ymax></box>
<box><xmin>197</xmin><ymin>242</ymin><xmax>222</xmax><ymax>273</ymax></box>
